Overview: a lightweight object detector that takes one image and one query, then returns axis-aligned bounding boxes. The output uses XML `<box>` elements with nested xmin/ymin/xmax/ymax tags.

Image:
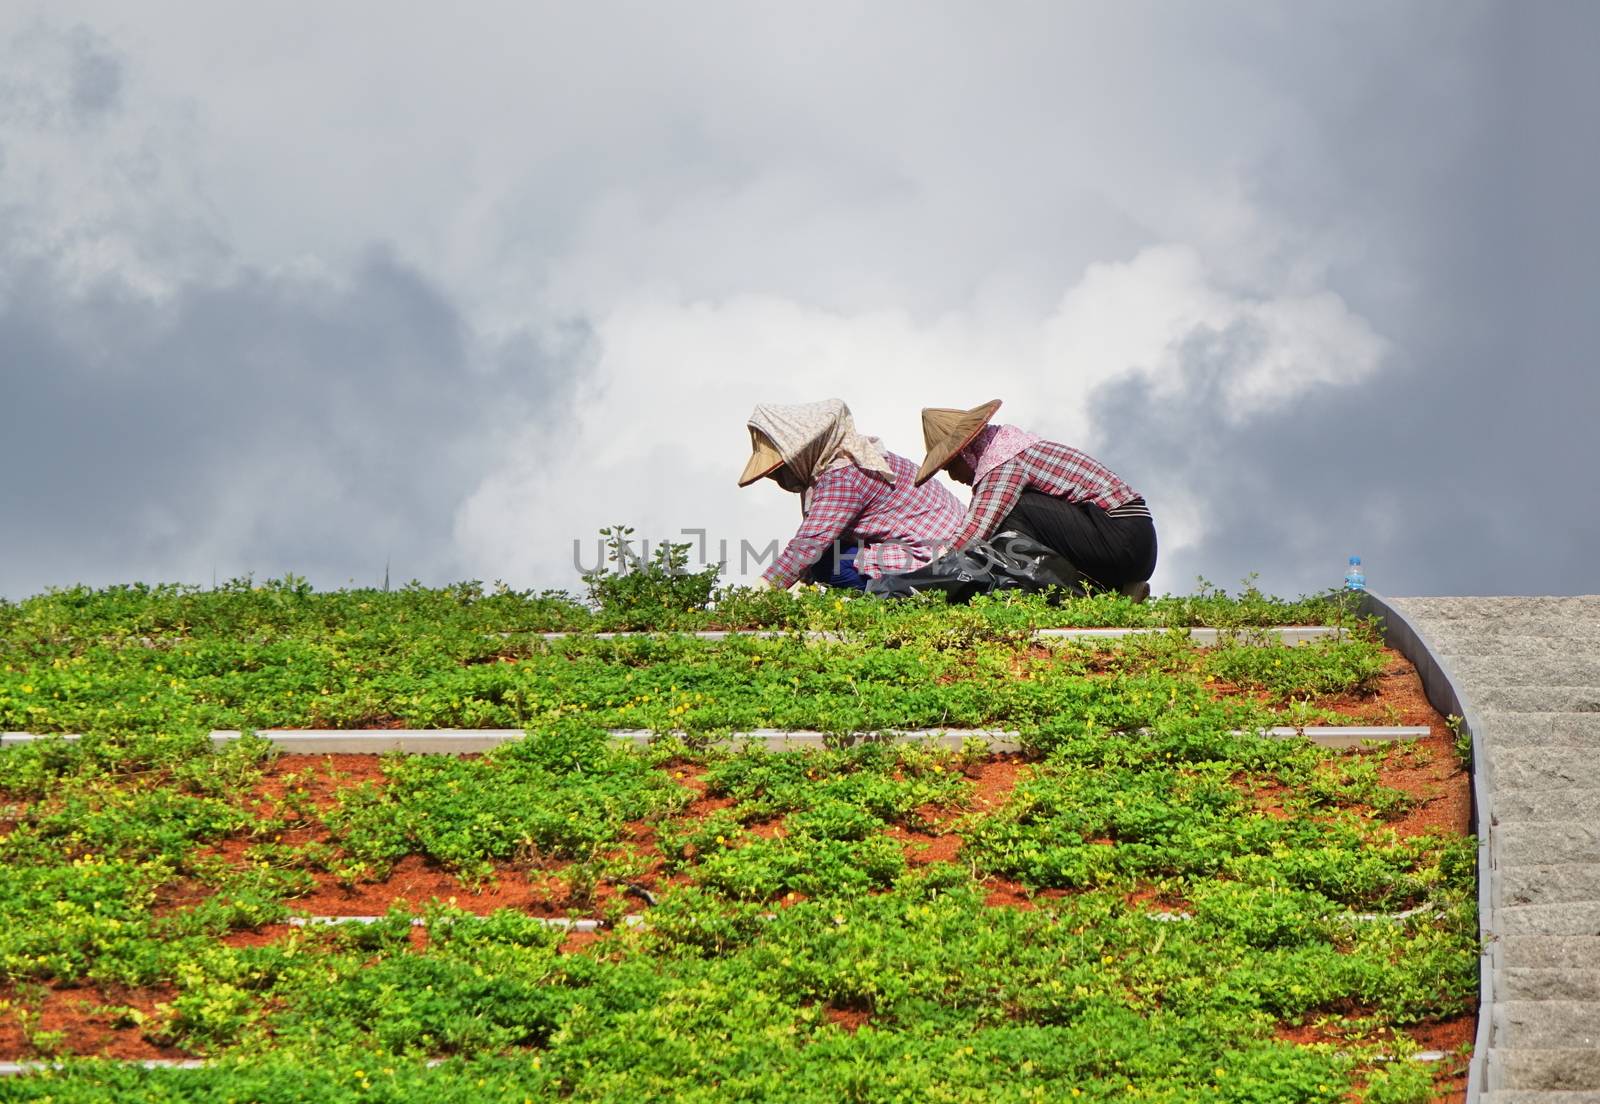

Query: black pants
<box><xmin>994</xmin><ymin>492</ymin><xmax>1156</xmax><ymax>590</ymax></box>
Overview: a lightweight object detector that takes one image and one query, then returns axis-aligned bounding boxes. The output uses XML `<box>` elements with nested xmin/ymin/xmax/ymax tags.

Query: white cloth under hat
<box><xmin>745</xmin><ymin>399</ymin><xmax>895</xmax><ymax>489</ymax></box>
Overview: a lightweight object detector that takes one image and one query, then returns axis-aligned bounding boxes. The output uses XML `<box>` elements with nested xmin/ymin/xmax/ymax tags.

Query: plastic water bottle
<box><xmin>1344</xmin><ymin>555</ymin><xmax>1366</xmax><ymax>592</ymax></box>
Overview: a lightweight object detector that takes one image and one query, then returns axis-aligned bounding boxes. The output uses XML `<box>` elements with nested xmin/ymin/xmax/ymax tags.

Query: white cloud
<box><xmin>456</xmin><ymin>244</ymin><xmax>1388</xmax><ymax>591</ymax></box>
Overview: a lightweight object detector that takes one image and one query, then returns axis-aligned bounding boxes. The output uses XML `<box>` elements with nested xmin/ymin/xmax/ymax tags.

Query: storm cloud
<box><xmin>0</xmin><ymin>250</ymin><xmax>585</xmax><ymax>593</ymax></box>
<box><xmin>2</xmin><ymin>3</ymin><xmax>1596</xmax><ymax>599</ymax></box>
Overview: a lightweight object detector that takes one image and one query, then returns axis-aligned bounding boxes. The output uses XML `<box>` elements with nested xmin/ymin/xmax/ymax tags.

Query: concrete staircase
<box><xmin>1388</xmin><ymin>597</ymin><xmax>1600</xmax><ymax>1102</ymax></box>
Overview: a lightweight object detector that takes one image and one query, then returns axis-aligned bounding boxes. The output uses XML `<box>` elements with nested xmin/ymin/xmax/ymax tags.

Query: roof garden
<box><xmin>0</xmin><ymin>578</ymin><xmax>1477</xmax><ymax>1102</ymax></box>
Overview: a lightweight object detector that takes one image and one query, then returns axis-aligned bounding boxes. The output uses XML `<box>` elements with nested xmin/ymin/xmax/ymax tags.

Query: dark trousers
<box><xmin>994</xmin><ymin>492</ymin><xmax>1157</xmax><ymax>590</ymax></box>
<box><xmin>808</xmin><ymin>543</ymin><xmax>867</xmax><ymax>590</ymax></box>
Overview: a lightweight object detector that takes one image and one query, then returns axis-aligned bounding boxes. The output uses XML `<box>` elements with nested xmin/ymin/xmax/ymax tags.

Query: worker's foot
<box><xmin>1118</xmin><ymin>580</ymin><xmax>1151</xmax><ymax>603</ymax></box>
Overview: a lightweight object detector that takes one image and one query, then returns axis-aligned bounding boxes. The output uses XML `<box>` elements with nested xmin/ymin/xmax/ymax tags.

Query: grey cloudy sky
<box><xmin>2</xmin><ymin>2</ymin><xmax>1595</xmax><ymax>600</ymax></box>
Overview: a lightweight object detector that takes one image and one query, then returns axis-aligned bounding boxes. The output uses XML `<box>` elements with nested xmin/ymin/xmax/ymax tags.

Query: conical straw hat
<box><xmin>737</xmin><ymin>426</ymin><xmax>786</xmax><ymax>487</ymax></box>
<box><xmin>914</xmin><ymin>399</ymin><xmax>1003</xmax><ymax>484</ymax></box>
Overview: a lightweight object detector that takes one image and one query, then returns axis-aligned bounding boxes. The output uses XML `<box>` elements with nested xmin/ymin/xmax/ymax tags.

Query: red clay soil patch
<box><xmin>888</xmin><ymin>825</ymin><xmax>963</xmax><ymax>865</ymax></box>
<box><xmin>286</xmin><ymin>854</ymin><xmax>643</xmax><ymax>918</ymax></box>
<box><xmin>1333</xmin><ymin>655</ymin><xmax>1470</xmax><ymax>840</ymax></box>
<box><xmin>667</xmin><ymin>764</ymin><xmax>735</xmax><ymax>817</ymax></box>
<box><xmin>1313</xmin><ymin>648</ymin><xmax>1448</xmax><ymax>731</ymax></box>
<box><xmin>1276</xmin><ymin>1012</ymin><xmax>1473</xmax><ymax>1104</ymax></box>
<box><xmin>1409</xmin><ymin>1014</ymin><xmax>1475</xmax><ymax>1055</ymax></box>
<box><xmin>1124</xmin><ymin>885</ymin><xmax>1190</xmax><ymax>913</ymax></box>
<box><xmin>220</xmin><ymin>922</ymin><xmax>303</xmax><ymax>949</ymax></box>
<box><xmin>1378</xmin><ymin>735</ymin><xmax>1472</xmax><ymax>839</ymax></box>
<box><xmin>0</xmin><ymin>798</ymin><xmax>29</xmax><ymax>835</ymax></box>
<box><xmin>247</xmin><ymin>753</ymin><xmax>391</xmax><ymax>817</ymax></box>
<box><xmin>981</xmin><ymin>878</ymin><xmax>1038</xmax><ymax>909</ymax></box>
<box><xmin>1355</xmin><ymin>651</ymin><xmax>1472</xmax><ymax>839</ymax></box>
<box><xmin>968</xmin><ymin>755</ymin><xmax>1027</xmax><ymax>812</ymax></box>
<box><xmin>1205</xmin><ymin>647</ymin><xmax>1445</xmax><ymax>729</ymax></box>
<box><xmin>1237</xmin><ymin>735</ymin><xmax>1470</xmax><ymax>842</ymax></box>
<box><xmin>0</xmin><ymin>982</ymin><xmax>188</xmax><ymax>1062</ymax></box>
<box><xmin>1240</xmin><ymin>777</ymin><xmax>1294</xmax><ymax>821</ymax></box>
<box><xmin>884</xmin><ymin>755</ymin><xmax>1025</xmax><ymax>867</ymax></box>
<box><xmin>1232</xmin><ymin>649</ymin><xmax>1470</xmax><ymax>840</ymax></box>
<box><xmin>822</xmin><ymin>1006</ymin><xmax>872</xmax><ymax>1032</ymax></box>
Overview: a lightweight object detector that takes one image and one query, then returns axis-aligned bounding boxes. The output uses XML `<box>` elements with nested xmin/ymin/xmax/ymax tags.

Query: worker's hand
<box><xmin>749</xmin><ymin>576</ymin><xmax>777</xmax><ymax>592</ymax></box>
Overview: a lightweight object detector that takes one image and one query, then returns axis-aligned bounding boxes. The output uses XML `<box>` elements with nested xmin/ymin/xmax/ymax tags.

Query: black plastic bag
<box><xmin>865</xmin><ymin>532</ymin><xmax>1086</xmax><ymax>603</ymax></box>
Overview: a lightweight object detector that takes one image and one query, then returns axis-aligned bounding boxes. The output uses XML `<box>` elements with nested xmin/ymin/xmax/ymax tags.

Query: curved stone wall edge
<box><xmin>1358</xmin><ymin>591</ymin><xmax>1491</xmax><ymax>1103</ymax></box>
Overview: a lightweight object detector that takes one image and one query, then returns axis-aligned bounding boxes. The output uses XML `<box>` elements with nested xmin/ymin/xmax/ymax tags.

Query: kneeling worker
<box><xmin>739</xmin><ymin>399</ymin><xmax>964</xmax><ymax>590</ymax></box>
<box><xmin>915</xmin><ymin>399</ymin><xmax>1156</xmax><ymax>600</ymax></box>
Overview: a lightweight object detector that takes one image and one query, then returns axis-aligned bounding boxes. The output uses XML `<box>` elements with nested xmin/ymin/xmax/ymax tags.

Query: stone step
<box><xmin>1501</xmin><ymin>864</ymin><xmax>1600</xmax><ymax>907</ymax></box>
<box><xmin>1412</xmin><ymin>624</ymin><xmax>1600</xmax><ymax>652</ymax></box>
<box><xmin>1493</xmin><ymin>1001</ymin><xmax>1600</xmax><ymax>1049</ymax></box>
<box><xmin>1418</xmin><ymin>613</ymin><xmax>1600</xmax><ymax>634</ymax></box>
<box><xmin>1483</xmin><ymin>1092</ymin><xmax>1600</xmax><ymax>1103</ymax></box>
<box><xmin>1497</xmin><ymin>824</ymin><xmax>1600</xmax><ymax>867</ymax></box>
<box><xmin>1437</xmin><ymin>633</ymin><xmax>1600</xmax><ymax>658</ymax></box>
<box><xmin>1497</xmin><ymin>789</ymin><xmax>1600</xmax><ymax>825</ymax></box>
<box><xmin>1493</xmin><ymin>748</ymin><xmax>1599</xmax><ymax>791</ymax></box>
<box><xmin>1475</xmin><ymin>687</ymin><xmax>1600</xmax><ymax>715</ymax></box>
<box><xmin>1488</xmin><ymin>714</ymin><xmax>1600</xmax><ymax>749</ymax></box>
<box><xmin>1388</xmin><ymin>595</ymin><xmax>1600</xmax><ymax>620</ymax></box>
<box><xmin>1498</xmin><ymin>936</ymin><xmax>1600</xmax><ymax>971</ymax></box>
<box><xmin>1456</xmin><ymin>658</ymin><xmax>1600</xmax><ymax>688</ymax></box>
<box><xmin>1501</xmin><ymin>969</ymin><xmax>1600</xmax><ymax>1002</ymax></box>
<box><xmin>1489</xmin><ymin>1047</ymin><xmax>1600</xmax><ymax>1090</ymax></box>
<box><xmin>1496</xmin><ymin>901</ymin><xmax>1600</xmax><ymax>936</ymax></box>
<box><xmin>1395</xmin><ymin>598</ymin><xmax>1600</xmax><ymax>614</ymax></box>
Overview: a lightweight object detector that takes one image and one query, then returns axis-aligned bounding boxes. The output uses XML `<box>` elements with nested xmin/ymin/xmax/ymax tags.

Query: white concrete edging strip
<box><xmin>1</xmin><ymin>732</ymin><xmax>84</xmax><ymax>745</ymax></box>
<box><xmin>0</xmin><ymin>1060</ymin><xmax>210</xmax><ymax>1075</ymax></box>
<box><xmin>528</xmin><ymin>626</ymin><xmax>1344</xmax><ymax>645</ymax></box>
<box><xmin>287</xmin><ymin>914</ymin><xmax>645</xmax><ymax>932</ymax></box>
<box><xmin>2</xmin><ymin>727</ymin><xmax>1430</xmax><ymax>754</ymax></box>
<box><xmin>296</xmin><ymin>906</ymin><xmax>1439</xmax><ymax>929</ymax></box>
<box><xmin>196</xmin><ymin>726</ymin><xmax>1429</xmax><ymax>755</ymax></box>
<box><xmin>0</xmin><ymin>1053</ymin><xmax>1451</xmax><ymax>1077</ymax></box>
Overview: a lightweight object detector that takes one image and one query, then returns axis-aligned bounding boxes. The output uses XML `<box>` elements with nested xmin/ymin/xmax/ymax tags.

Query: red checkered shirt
<box><xmin>764</xmin><ymin>452</ymin><xmax>964</xmax><ymax>587</ymax></box>
<box><xmin>952</xmin><ymin>442</ymin><xmax>1140</xmax><ymax>549</ymax></box>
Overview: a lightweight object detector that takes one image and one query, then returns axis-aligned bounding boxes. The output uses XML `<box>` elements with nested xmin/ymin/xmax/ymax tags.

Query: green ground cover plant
<box><xmin>1</xmin><ymin>614</ymin><xmax>1382</xmax><ymax>737</ymax></box>
<box><xmin>0</xmin><ymin>577</ymin><xmax>1467</xmax><ymax>1102</ymax></box>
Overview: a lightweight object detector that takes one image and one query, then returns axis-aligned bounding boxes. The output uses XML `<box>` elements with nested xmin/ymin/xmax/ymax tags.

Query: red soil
<box><xmin>0</xmin><ymin>982</ymin><xmax>188</xmax><ymax>1061</ymax></box>
<box><xmin>1277</xmin><ymin>1013</ymin><xmax>1473</xmax><ymax>1104</ymax></box>
<box><xmin>243</xmin><ymin>753</ymin><xmax>390</xmax><ymax>815</ymax></box>
<box><xmin>822</xmin><ymin>1005</ymin><xmax>872</xmax><ymax>1032</ymax></box>
<box><xmin>8</xmin><ymin>648</ymin><xmax>1478</xmax><ymax>1071</ymax></box>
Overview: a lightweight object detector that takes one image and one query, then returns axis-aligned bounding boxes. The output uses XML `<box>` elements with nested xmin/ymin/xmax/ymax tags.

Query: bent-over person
<box><xmin>915</xmin><ymin>399</ymin><xmax>1156</xmax><ymax>600</ymax></box>
<box><xmin>738</xmin><ymin>399</ymin><xmax>963</xmax><ymax>591</ymax></box>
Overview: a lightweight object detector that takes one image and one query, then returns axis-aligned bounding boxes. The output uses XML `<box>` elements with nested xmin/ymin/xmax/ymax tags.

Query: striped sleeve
<box><xmin>764</xmin><ymin>468</ymin><xmax>867</xmax><ymax>587</ymax></box>
<box><xmin>951</xmin><ymin>460</ymin><xmax>1029</xmax><ymax>549</ymax></box>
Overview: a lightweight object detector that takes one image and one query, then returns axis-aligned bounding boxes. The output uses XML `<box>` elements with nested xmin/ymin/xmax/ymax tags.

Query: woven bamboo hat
<box><xmin>737</xmin><ymin>427</ymin><xmax>786</xmax><ymax>487</ymax></box>
<box><xmin>914</xmin><ymin>399</ymin><xmax>1003</xmax><ymax>484</ymax></box>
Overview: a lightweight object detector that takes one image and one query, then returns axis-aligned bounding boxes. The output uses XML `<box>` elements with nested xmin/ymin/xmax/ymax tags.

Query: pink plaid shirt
<box><xmin>952</xmin><ymin>441</ymin><xmax>1140</xmax><ymax>549</ymax></box>
<box><xmin>765</xmin><ymin>452</ymin><xmax>964</xmax><ymax>587</ymax></box>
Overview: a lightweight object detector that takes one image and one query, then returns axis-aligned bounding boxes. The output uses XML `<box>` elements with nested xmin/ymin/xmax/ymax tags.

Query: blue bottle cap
<box><xmin>1348</xmin><ymin>556</ymin><xmax>1361</xmax><ymax>565</ymax></box>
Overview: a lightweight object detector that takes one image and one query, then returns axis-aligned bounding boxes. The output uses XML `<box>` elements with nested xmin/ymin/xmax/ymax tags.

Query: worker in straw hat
<box><xmin>739</xmin><ymin>399</ymin><xmax>964</xmax><ymax>591</ymax></box>
<box><xmin>915</xmin><ymin>400</ymin><xmax>1156</xmax><ymax>601</ymax></box>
